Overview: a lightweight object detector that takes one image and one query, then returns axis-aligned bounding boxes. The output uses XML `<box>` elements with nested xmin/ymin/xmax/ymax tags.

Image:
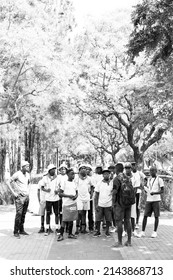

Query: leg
<box><xmin>136</xmin><ymin>193</ymin><xmax>140</xmax><ymax>225</ymax></box>
<box><xmin>125</xmin><ymin>218</ymin><xmax>132</xmax><ymax>245</ymax></box>
<box><xmin>81</xmin><ymin>210</ymin><xmax>87</xmax><ymax>233</ymax></box>
<box><xmin>154</xmin><ymin>217</ymin><xmax>159</xmax><ymax>232</ymax></box>
<box><xmin>88</xmin><ymin>200</ymin><xmax>94</xmax><ymax>231</ymax></box>
<box><xmin>142</xmin><ymin>216</ymin><xmax>147</xmax><ymax>231</ymax></box>
<box><xmin>14</xmin><ymin>196</ymin><xmax>24</xmax><ymax>235</ymax></box>
<box><xmin>45</xmin><ymin>201</ymin><xmax>52</xmax><ymax>235</ymax></box>
<box><xmin>76</xmin><ymin>211</ymin><xmax>82</xmax><ymax>234</ymax></box>
<box><xmin>19</xmin><ymin>196</ymin><xmax>29</xmax><ymax>233</ymax></box>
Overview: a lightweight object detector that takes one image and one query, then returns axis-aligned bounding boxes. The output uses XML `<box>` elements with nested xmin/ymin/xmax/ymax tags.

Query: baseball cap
<box><xmin>102</xmin><ymin>168</ymin><xmax>111</xmax><ymax>173</ymax></box>
<box><xmin>124</xmin><ymin>162</ymin><xmax>132</xmax><ymax>168</ymax></box>
<box><xmin>59</xmin><ymin>163</ymin><xmax>68</xmax><ymax>170</ymax></box>
<box><xmin>47</xmin><ymin>164</ymin><xmax>56</xmax><ymax>172</ymax></box>
<box><xmin>21</xmin><ymin>160</ymin><xmax>30</xmax><ymax>167</ymax></box>
<box><xmin>79</xmin><ymin>164</ymin><xmax>87</xmax><ymax>170</ymax></box>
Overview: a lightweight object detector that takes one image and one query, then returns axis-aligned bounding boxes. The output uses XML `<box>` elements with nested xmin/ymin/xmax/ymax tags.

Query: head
<box><xmin>124</xmin><ymin>162</ymin><xmax>132</xmax><ymax>176</ymax></box>
<box><xmin>67</xmin><ymin>168</ymin><xmax>75</xmax><ymax>181</ymax></box>
<box><xmin>47</xmin><ymin>164</ymin><xmax>57</xmax><ymax>176</ymax></box>
<box><xmin>150</xmin><ymin>166</ymin><xmax>157</xmax><ymax>177</ymax></box>
<box><xmin>59</xmin><ymin>167</ymin><xmax>67</xmax><ymax>175</ymax></box>
<box><xmin>131</xmin><ymin>162</ymin><xmax>137</xmax><ymax>172</ymax></box>
<box><xmin>79</xmin><ymin>165</ymin><xmax>87</xmax><ymax>177</ymax></box>
<box><xmin>95</xmin><ymin>166</ymin><xmax>103</xmax><ymax>175</ymax></box>
<box><xmin>102</xmin><ymin>170</ymin><xmax>111</xmax><ymax>181</ymax></box>
<box><xmin>108</xmin><ymin>165</ymin><xmax>115</xmax><ymax>180</ymax></box>
<box><xmin>21</xmin><ymin>161</ymin><xmax>30</xmax><ymax>173</ymax></box>
<box><xmin>115</xmin><ymin>163</ymin><xmax>124</xmax><ymax>175</ymax></box>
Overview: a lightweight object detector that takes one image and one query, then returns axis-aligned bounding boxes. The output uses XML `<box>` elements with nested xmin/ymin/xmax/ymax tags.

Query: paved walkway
<box><xmin>0</xmin><ymin>205</ymin><xmax>173</xmax><ymax>260</ymax></box>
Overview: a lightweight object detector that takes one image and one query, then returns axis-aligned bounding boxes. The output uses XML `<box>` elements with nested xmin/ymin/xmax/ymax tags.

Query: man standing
<box><xmin>112</xmin><ymin>163</ymin><xmax>134</xmax><ymax>247</ymax></box>
<box><xmin>131</xmin><ymin>162</ymin><xmax>146</xmax><ymax>229</ymax></box>
<box><xmin>7</xmin><ymin>161</ymin><xmax>30</xmax><ymax>238</ymax></box>
<box><xmin>138</xmin><ymin>166</ymin><xmax>164</xmax><ymax>238</ymax></box>
<box><xmin>41</xmin><ymin>164</ymin><xmax>60</xmax><ymax>236</ymax></box>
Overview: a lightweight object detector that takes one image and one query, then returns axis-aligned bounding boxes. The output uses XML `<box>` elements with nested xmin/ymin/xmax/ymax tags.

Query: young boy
<box><xmin>57</xmin><ymin>168</ymin><xmax>78</xmax><ymax>241</ymax></box>
<box><xmin>94</xmin><ymin>168</ymin><xmax>113</xmax><ymax>237</ymax></box>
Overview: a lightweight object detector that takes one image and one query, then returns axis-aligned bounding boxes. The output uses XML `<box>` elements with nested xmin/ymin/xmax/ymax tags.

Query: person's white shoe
<box><xmin>135</xmin><ymin>224</ymin><xmax>139</xmax><ymax>229</ymax></box>
<box><xmin>109</xmin><ymin>226</ymin><xmax>116</xmax><ymax>233</ymax></box>
<box><xmin>122</xmin><ymin>231</ymin><xmax>127</xmax><ymax>237</ymax></box>
<box><xmin>151</xmin><ymin>231</ymin><xmax>157</xmax><ymax>238</ymax></box>
<box><xmin>137</xmin><ymin>231</ymin><xmax>145</xmax><ymax>238</ymax></box>
<box><xmin>133</xmin><ymin>230</ymin><xmax>139</xmax><ymax>237</ymax></box>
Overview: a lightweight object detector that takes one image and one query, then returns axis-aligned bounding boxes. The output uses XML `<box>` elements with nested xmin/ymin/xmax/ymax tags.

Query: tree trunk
<box><xmin>24</xmin><ymin>124</ymin><xmax>36</xmax><ymax>171</ymax></box>
<box><xmin>0</xmin><ymin>138</ymin><xmax>6</xmax><ymax>182</ymax></box>
<box><xmin>36</xmin><ymin>129</ymin><xmax>41</xmax><ymax>174</ymax></box>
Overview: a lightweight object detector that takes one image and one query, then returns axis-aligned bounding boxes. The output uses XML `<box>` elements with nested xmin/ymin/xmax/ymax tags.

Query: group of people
<box><xmin>7</xmin><ymin>160</ymin><xmax>164</xmax><ymax>248</ymax></box>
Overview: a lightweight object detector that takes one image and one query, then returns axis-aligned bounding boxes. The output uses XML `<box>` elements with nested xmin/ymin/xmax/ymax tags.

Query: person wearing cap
<box><xmin>41</xmin><ymin>164</ymin><xmax>60</xmax><ymax>236</ymax></box>
<box><xmin>112</xmin><ymin>163</ymin><xmax>132</xmax><ymax>247</ymax></box>
<box><xmin>57</xmin><ymin>163</ymin><xmax>68</xmax><ymax>232</ymax></box>
<box><xmin>75</xmin><ymin>164</ymin><xmax>94</xmax><ymax>234</ymax></box>
<box><xmin>131</xmin><ymin>162</ymin><xmax>146</xmax><ymax>229</ymax></box>
<box><xmin>94</xmin><ymin>168</ymin><xmax>113</xmax><ymax>237</ymax></box>
<box><xmin>137</xmin><ymin>166</ymin><xmax>164</xmax><ymax>238</ymax></box>
<box><xmin>37</xmin><ymin>171</ymin><xmax>53</xmax><ymax>233</ymax></box>
<box><xmin>7</xmin><ymin>160</ymin><xmax>30</xmax><ymax>238</ymax></box>
<box><xmin>86</xmin><ymin>164</ymin><xmax>95</xmax><ymax>233</ymax></box>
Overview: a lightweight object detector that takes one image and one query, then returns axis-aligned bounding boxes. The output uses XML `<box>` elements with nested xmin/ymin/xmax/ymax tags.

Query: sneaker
<box><xmin>122</xmin><ymin>231</ymin><xmax>127</xmax><ymax>237</ymax></box>
<box><xmin>49</xmin><ymin>228</ymin><xmax>54</xmax><ymax>233</ymax></box>
<box><xmin>151</xmin><ymin>231</ymin><xmax>157</xmax><ymax>238</ymax></box>
<box><xmin>38</xmin><ymin>227</ymin><xmax>45</xmax><ymax>233</ymax></box>
<box><xmin>135</xmin><ymin>224</ymin><xmax>139</xmax><ymax>229</ymax></box>
<box><xmin>124</xmin><ymin>241</ymin><xmax>132</xmax><ymax>247</ymax></box>
<box><xmin>105</xmin><ymin>232</ymin><xmax>111</xmax><ymax>238</ymax></box>
<box><xmin>109</xmin><ymin>226</ymin><xmax>116</xmax><ymax>233</ymax></box>
<box><xmin>68</xmin><ymin>234</ymin><xmax>77</xmax><ymax>239</ymax></box>
<box><xmin>14</xmin><ymin>233</ymin><xmax>20</xmax><ymax>239</ymax></box>
<box><xmin>137</xmin><ymin>231</ymin><xmax>145</xmax><ymax>238</ymax></box>
<box><xmin>132</xmin><ymin>230</ymin><xmax>139</xmax><ymax>237</ymax></box>
<box><xmin>93</xmin><ymin>232</ymin><xmax>101</xmax><ymax>237</ymax></box>
<box><xmin>57</xmin><ymin>234</ymin><xmax>64</xmax><ymax>241</ymax></box>
<box><xmin>56</xmin><ymin>229</ymin><xmax>60</xmax><ymax>235</ymax></box>
<box><xmin>81</xmin><ymin>230</ymin><xmax>88</xmax><ymax>234</ymax></box>
<box><xmin>44</xmin><ymin>229</ymin><xmax>49</xmax><ymax>236</ymax></box>
<box><xmin>75</xmin><ymin>231</ymin><xmax>79</xmax><ymax>235</ymax></box>
<box><xmin>112</xmin><ymin>242</ymin><xmax>123</xmax><ymax>248</ymax></box>
<box><xmin>19</xmin><ymin>231</ymin><xmax>29</xmax><ymax>235</ymax></box>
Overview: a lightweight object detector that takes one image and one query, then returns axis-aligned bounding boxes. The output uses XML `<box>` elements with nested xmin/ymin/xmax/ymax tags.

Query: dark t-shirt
<box><xmin>112</xmin><ymin>175</ymin><xmax>121</xmax><ymax>205</ymax></box>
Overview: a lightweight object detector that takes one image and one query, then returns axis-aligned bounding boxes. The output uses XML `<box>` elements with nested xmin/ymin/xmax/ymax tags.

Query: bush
<box><xmin>0</xmin><ymin>182</ymin><xmax>14</xmax><ymax>205</ymax></box>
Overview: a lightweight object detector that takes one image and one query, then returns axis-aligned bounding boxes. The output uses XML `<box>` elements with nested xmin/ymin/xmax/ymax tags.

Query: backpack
<box><xmin>118</xmin><ymin>173</ymin><xmax>135</xmax><ymax>207</ymax></box>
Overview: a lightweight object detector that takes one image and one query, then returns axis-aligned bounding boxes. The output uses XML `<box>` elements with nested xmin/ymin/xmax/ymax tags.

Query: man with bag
<box><xmin>112</xmin><ymin>163</ymin><xmax>135</xmax><ymax>247</ymax></box>
<box><xmin>57</xmin><ymin>168</ymin><xmax>78</xmax><ymax>241</ymax></box>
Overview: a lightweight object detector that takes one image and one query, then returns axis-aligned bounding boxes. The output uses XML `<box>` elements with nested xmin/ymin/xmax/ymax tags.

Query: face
<box><xmin>22</xmin><ymin>164</ymin><xmax>30</xmax><ymax>173</ymax></box>
<box><xmin>68</xmin><ymin>171</ymin><xmax>75</xmax><ymax>181</ymax></box>
<box><xmin>150</xmin><ymin>168</ymin><xmax>157</xmax><ymax>177</ymax></box>
<box><xmin>103</xmin><ymin>172</ymin><xmax>110</xmax><ymax>181</ymax></box>
<box><xmin>131</xmin><ymin>164</ymin><xmax>137</xmax><ymax>172</ymax></box>
<box><xmin>60</xmin><ymin>167</ymin><xmax>67</xmax><ymax>175</ymax></box>
<box><xmin>86</xmin><ymin>168</ymin><xmax>92</xmax><ymax>176</ymax></box>
<box><xmin>49</xmin><ymin>168</ymin><xmax>56</xmax><ymax>176</ymax></box>
<box><xmin>125</xmin><ymin>167</ymin><xmax>132</xmax><ymax>176</ymax></box>
<box><xmin>79</xmin><ymin>167</ymin><xmax>87</xmax><ymax>177</ymax></box>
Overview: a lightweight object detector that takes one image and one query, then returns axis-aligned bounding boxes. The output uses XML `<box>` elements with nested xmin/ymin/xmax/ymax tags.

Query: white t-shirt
<box><xmin>57</xmin><ymin>174</ymin><xmax>68</xmax><ymax>189</ymax></box>
<box><xmin>75</xmin><ymin>176</ymin><xmax>92</xmax><ymax>202</ymax></box>
<box><xmin>11</xmin><ymin>170</ymin><xmax>30</xmax><ymax>196</ymax></box>
<box><xmin>146</xmin><ymin>176</ymin><xmax>164</xmax><ymax>202</ymax></box>
<box><xmin>132</xmin><ymin>171</ymin><xmax>145</xmax><ymax>194</ymax></box>
<box><xmin>38</xmin><ymin>179</ymin><xmax>46</xmax><ymax>202</ymax></box>
<box><xmin>41</xmin><ymin>175</ymin><xmax>59</xmax><ymax>202</ymax></box>
<box><xmin>95</xmin><ymin>180</ymin><xmax>113</xmax><ymax>207</ymax></box>
<box><xmin>61</xmin><ymin>180</ymin><xmax>77</xmax><ymax>206</ymax></box>
<box><xmin>92</xmin><ymin>174</ymin><xmax>102</xmax><ymax>187</ymax></box>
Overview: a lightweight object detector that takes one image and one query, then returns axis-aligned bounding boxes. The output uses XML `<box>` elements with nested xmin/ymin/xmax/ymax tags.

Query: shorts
<box><xmin>77</xmin><ymin>200</ymin><xmax>90</xmax><ymax>211</ymax></box>
<box><xmin>144</xmin><ymin>201</ymin><xmax>160</xmax><ymax>217</ymax></box>
<box><xmin>46</xmin><ymin>200</ymin><xmax>59</xmax><ymax>215</ymax></box>
<box><xmin>114</xmin><ymin>203</ymin><xmax>131</xmax><ymax>222</ymax></box>
<box><xmin>95</xmin><ymin>206</ymin><xmax>112</xmax><ymax>222</ymax></box>
<box><xmin>38</xmin><ymin>201</ymin><xmax>46</xmax><ymax>216</ymax></box>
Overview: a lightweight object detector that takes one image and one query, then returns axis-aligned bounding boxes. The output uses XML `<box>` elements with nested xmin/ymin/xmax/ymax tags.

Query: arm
<box><xmin>37</xmin><ymin>189</ymin><xmax>41</xmax><ymax>203</ymax></box>
<box><xmin>6</xmin><ymin>178</ymin><xmax>18</xmax><ymax>198</ymax></box>
<box><xmin>94</xmin><ymin>191</ymin><xmax>99</xmax><ymax>210</ymax></box>
<box><xmin>59</xmin><ymin>189</ymin><xmax>75</xmax><ymax>199</ymax></box>
<box><xmin>150</xmin><ymin>187</ymin><xmax>164</xmax><ymax>196</ymax></box>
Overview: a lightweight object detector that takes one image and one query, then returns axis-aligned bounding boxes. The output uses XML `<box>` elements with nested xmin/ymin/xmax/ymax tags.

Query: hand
<box><xmin>95</xmin><ymin>205</ymin><xmax>99</xmax><ymax>212</ymax></box>
<box><xmin>47</xmin><ymin>188</ymin><xmax>51</xmax><ymax>193</ymax></box>
<box><xmin>54</xmin><ymin>190</ymin><xmax>59</xmax><ymax>195</ymax></box>
<box><xmin>150</xmin><ymin>192</ymin><xmax>155</xmax><ymax>195</ymax></box>
<box><xmin>72</xmin><ymin>195</ymin><xmax>77</xmax><ymax>200</ymax></box>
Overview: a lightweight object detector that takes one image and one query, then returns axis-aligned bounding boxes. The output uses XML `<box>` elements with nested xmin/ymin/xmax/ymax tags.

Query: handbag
<box><xmin>62</xmin><ymin>202</ymin><xmax>78</xmax><ymax>221</ymax></box>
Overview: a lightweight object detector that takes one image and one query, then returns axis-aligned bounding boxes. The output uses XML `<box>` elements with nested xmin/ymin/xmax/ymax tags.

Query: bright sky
<box><xmin>72</xmin><ymin>0</ymin><xmax>140</xmax><ymax>22</ymax></box>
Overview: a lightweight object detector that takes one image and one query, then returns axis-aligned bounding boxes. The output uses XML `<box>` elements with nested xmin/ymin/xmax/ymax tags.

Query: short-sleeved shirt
<box><xmin>38</xmin><ymin>179</ymin><xmax>46</xmax><ymax>202</ymax></box>
<box><xmin>131</xmin><ymin>171</ymin><xmax>146</xmax><ymax>194</ymax></box>
<box><xmin>11</xmin><ymin>170</ymin><xmax>30</xmax><ymax>196</ymax></box>
<box><xmin>41</xmin><ymin>175</ymin><xmax>59</xmax><ymax>202</ymax></box>
<box><xmin>61</xmin><ymin>180</ymin><xmax>77</xmax><ymax>206</ymax></box>
<box><xmin>146</xmin><ymin>176</ymin><xmax>164</xmax><ymax>202</ymax></box>
<box><xmin>75</xmin><ymin>176</ymin><xmax>92</xmax><ymax>202</ymax></box>
<box><xmin>57</xmin><ymin>174</ymin><xmax>68</xmax><ymax>189</ymax></box>
<box><xmin>95</xmin><ymin>180</ymin><xmax>113</xmax><ymax>207</ymax></box>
